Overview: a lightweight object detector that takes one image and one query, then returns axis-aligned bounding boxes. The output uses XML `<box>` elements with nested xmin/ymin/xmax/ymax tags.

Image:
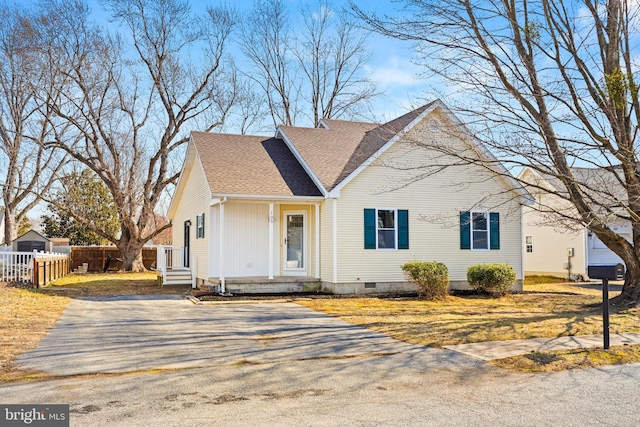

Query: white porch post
<box><xmin>315</xmin><ymin>204</ymin><xmax>320</xmax><ymax>279</ymax></box>
<box><xmin>332</xmin><ymin>198</ymin><xmax>338</xmax><ymax>284</ymax></box>
<box><xmin>219</xmin><ymin>200</ymin><xmax>226</xmax><ymax>293</ymax></box>
<box><xmin>268</xmin><ymin>202</ymin><xmax>274</xmax><ymax>280</ymax></box>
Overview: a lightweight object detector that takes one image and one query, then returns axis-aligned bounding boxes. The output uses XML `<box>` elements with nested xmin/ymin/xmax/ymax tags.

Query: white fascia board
<box><xmin>318</xmin><ymin>119</ymin><xmax>330</xmax><ymax>129</ymax></box>
<box><xmin>517</xmin><ymin>166</ymin><xmax>558</xmax><ymax>194</ymax></box>
<box><xmin>331</xmin><ymin>102</ymin><xmax>441</xmax><ymax>194</ymax></box>
<box><xmin>168</xmin><ymin>136</ymin><xmax>213</xmax><ymax>219</ymax></box>
<box><xmin>211</xmin><ymin>193</ymin><xmax>325</xmax><ymax>202</ymax></box>
<box><xmin>327</xmin><ymin>188</ymin><xmax>340</xmax><ymax>198</ymax></box>
<box><xmin>275</xmin><ymin>127</ymin><xmax>328</xmax><ymax>197</ymax></box>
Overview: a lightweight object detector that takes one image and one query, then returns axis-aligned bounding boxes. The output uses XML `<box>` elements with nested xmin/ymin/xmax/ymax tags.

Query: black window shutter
<box><xmin>460</xmin><ymin>211</ymin><xmax>471</xmax><ymax>250</ymax></box>
<box><xmin>364</xmin><ymin>209</ymin><xmax>376</xmax><ymax>249</ymax></box>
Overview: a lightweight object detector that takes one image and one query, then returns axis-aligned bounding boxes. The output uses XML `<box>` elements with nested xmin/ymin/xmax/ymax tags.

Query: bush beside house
<box><xmin>467</xmin><ymin>264</ymin><xmax>516</xmax><ymax>295</ymax></box>
<box><xmin>401</xmin><ymin>261</ymin><xmax>449</xmax><ymax>299</ymax></box>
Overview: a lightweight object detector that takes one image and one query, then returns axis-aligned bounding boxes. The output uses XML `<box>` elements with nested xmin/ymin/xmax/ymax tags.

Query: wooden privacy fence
<box><xmin>0</xmin><ymin>251</ymin><xmax>70</xmax><ymax>287</ymax></box>
<box><xmin>33</xmin><ymin>254</ymin><xmax>71</xmax><ymax>287</ymax></box>
<box><xmin>70</xmin><ymin>247</ymin><xmax>157</xmax><ymax>272</ymax></box>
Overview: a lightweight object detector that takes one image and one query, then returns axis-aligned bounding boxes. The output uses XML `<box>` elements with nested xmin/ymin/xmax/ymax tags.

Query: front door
<box><xmin>284</xmin><ymin>211</ymin><xmax>306</xmax><ymax>275</ymax></box>
<box><xmin>183</xmin><ymin>220</ymin><xmax>191</xmax><ymax>268</ymax></box>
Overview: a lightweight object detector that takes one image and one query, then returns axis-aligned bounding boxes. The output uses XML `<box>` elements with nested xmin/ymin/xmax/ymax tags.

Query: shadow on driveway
<box><xmin>15</xmin><ymin>296</ymin><xmax>482</xmax><ymax>376</ymax></box>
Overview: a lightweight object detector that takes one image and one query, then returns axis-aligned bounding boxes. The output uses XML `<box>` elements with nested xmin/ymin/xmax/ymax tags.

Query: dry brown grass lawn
<box><xmin>0</xmin><ymin>271</ymin><xmax>186</xmax><ymax>381</ymax></box>
<box><xmin>492</xmin><ymin>345</ymin><xmax>640</xmax><ymax>372</ymax></box>
<box><xmin>0</xmin><ymin>284</ymin><xmax>70</xmax><ymax>381</ymax></box>
<box><xmin>297</xmin><ymin>277</ymin><xmax>640</xmax><ymax>371</ymax></box>
<box><xmin>297</xmin><ymin>292</ymin><xmax>639</xmax><ymax>347</ymax></box>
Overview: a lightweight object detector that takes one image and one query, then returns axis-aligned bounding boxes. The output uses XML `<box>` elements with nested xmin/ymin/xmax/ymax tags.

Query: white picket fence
<box><xmin>0</xmin><ymin>250</ymin><xmax>68</xmax><ymax>284</ymax></box>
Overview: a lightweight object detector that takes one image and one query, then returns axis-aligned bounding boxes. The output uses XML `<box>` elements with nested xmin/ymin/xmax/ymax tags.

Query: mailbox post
<box><xmin>603</xmin><ymin>277</ymin><xmax>609</xmax><ymax>349</ymax></box>
<box><xmin>588</xmin><ymin>265</ymin><xmax>619</xmax><ymax>350</ymax></box>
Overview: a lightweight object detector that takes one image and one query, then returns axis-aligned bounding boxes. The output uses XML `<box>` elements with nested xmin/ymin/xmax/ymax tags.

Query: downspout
<box><xmin>520</xmin><ymin>205</ymin><xmax>525</xmax><ymax>287</ymax></box>
<box><xmin>219</xmin><ymin>197</ymin><xmax>227</xmax><ymax>293</ymax></box>
<box><xmin>332</xmin><ymin>198</ymin><xmax>338</xmax><ymax>284</ymax></box>
<box><xmin>315</xmin><ymin>204</ymin><xmax>320</xmax><ymax>279</ymax></box>
<box><xmin>584</xmin><ymin>229</ymin><xmax>590</xmax><ymax>279</ymax></box>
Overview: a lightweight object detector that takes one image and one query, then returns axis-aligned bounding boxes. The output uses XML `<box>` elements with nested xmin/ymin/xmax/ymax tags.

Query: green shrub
<box><xmin>401</xmin><ymin>261</ymin><xmax>449</xmax><ymax>299</ymax></box>
<box><xmin>467</xmin><ymin>264</ymin><xmax>516</xmax><ymax>295</ymax></box>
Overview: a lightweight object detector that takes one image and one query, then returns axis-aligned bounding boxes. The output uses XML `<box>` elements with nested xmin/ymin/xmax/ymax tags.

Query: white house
<box><xmin>166</xmin><ymin>101</ymin><xmax>531</xmax><ymax>293</ymax></box>
<box><xmin>519</xmin><ymin>166</ymin><xmax>628</xmax><ymax>279</ymax></box>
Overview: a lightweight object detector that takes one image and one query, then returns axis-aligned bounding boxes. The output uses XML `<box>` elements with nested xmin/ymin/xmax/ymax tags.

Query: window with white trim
<box><xmin>364</xmin><ymin>209</ymin><xmax>409</xmax><ymax>250</ymax></box>
<box><xmin>460</xmin><ymin>211</ymin><xmax>500</xmax><ymax>250</ymax></box>
<box><xmin>472</xmin><ymin>212</ymin><xmax>489</xmax><ymax>250</ymax></box>
<box><xmin>196</xmin><ymin>213</ymin><xmax>205</xmax><ymax>239</ymax></box>
<box><xmin>525</xmin><ymin>235</ymin><xmax>533</xmax><ymax>253</ymax></box>
<box><xmin>377</xmin><ymin>209</ymin><xmax>396</xmax><ymax>249</ymax></box>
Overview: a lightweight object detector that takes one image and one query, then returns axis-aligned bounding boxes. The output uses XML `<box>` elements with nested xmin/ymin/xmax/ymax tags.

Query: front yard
<box><xmin>297</xmin><ymin>277</ymin><xmax>640</xmax><ymax>371</ymax></box>
<box><xmin>298</xmin><ymin>280</ymin><xmax>639</xmax><ymax>347</ymax></box>
<box><xmin>2</xmin><ymin>273</ymin><xmax>640</xmax><ymax>380</ymax></box>
<box><xmin>0</xmin><ymin>272</ymin><xmax>186</xmax><ymax>381</ymax></box>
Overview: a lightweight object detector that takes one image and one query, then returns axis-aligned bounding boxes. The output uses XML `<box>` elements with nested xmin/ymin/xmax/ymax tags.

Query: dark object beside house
<box><xmin>588</xmin><ymin>264</ymin><xmax>624</xmax><ymax>280</ymax></box>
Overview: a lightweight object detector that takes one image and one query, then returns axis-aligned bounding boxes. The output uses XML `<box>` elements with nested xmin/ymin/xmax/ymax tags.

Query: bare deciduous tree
<box><xmin>0</xmin><ymin>3</ymin><xmax>66</xmax><ymax>245</ymax></box>
<box><xmin>35</xmin><ymin>0</ymin><xmax>238</xmax><ymax>270</ymax></box>
<box><xmin>241</xmin><ymin>0</ymin><xmax>299</xmax><ymax>127</ymax></box>
<box><xmin>353</xmin><ymin>0</ymin><xmax>640</xmax><ymax>303</ymax></box>
<box><xmin>295</xmin><ymin>1</ymin><xmax>377</xmax><ymax>127</ymax></box>
<box><xmin>242</xmin><ymin>0</ymin><xmax>377</xmax><ymax>128</ymax></box>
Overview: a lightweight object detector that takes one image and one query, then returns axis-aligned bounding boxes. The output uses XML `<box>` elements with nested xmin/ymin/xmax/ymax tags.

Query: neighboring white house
<box><xmin>519</xmin><ymin>166</ymin><xmax>628</xmax><ymax>279</ymax></box>
<box><xmin>167</xmin><ymin>100</ymin><xmax>531</xmax><ymax>294</ymax></box>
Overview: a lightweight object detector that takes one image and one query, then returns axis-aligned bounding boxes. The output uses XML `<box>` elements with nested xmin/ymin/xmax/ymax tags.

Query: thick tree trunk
<box><xmin>616</xmin><ymin>258</ymin><xmax>640</xmax><ymax>305</ymax></box>
<box><xmin>3</xmin><ymin>208</ymin><xmax>17</xmax><ymax>245</ymax></box>
<box><xmin>117</xmin><ymin>240</ymin><xmax>146</xmax><ymax>272</ymax></box>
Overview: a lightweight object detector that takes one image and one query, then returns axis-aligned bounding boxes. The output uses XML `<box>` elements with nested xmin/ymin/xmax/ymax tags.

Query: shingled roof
<box><xmin>191</xmin><ymin>132</ymin><xmax>322</xmax><ymax>197</ymax></box>
<box><xmin>279</xmin><ymin>102</ymin><xmax>434</xmax><ymax>191</ymax></box>
<box><xmin>189</xmin><ymin>102</ymin><xmax>440</xmax><ymax>197</ymax></box>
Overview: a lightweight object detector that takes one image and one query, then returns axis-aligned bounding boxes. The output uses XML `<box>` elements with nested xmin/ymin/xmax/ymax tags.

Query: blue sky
<box><xmin>84</xmin><ymin>0</ymin><xmax>432</xmax><ymax>124</ymax></box>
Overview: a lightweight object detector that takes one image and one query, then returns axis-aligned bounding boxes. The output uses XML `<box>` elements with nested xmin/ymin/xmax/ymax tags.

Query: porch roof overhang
<box><xmin>210</xmin><ymin>193</ymin><xmax>325</xmax><ymax>204</ymax></box>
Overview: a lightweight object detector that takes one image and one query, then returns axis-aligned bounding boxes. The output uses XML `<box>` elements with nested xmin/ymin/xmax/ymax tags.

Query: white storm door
<box><xmin>283</xmin><ymin>211</ymin><xmax>306</xmax><ymax>275</ymax></box>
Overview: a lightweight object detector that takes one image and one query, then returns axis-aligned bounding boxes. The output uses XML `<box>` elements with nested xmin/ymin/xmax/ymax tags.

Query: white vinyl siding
<box><xmin>335</xmin><ymin>111</ymin><xmax>523</xmax><ymax>283</ymax></box>
<box><xmin>170</xmin><ymin>147</ymin><xmax>210</xmax><ymax>282</ymax></box>
<box><xmin>320</xmin><ymin>200</ymin><xmax>335</xmax><ymax>282</ymax></box>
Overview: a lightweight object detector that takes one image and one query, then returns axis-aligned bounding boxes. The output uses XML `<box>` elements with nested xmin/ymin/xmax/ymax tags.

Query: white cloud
<box><xmin>367</xmin><ymin>56</ymin><xmax>423</xmax><ymax>88</ymax></box>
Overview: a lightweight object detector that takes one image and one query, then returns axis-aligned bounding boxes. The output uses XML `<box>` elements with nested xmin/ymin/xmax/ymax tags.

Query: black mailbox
<box><xmin>588</xmin><ymin>264</ymin><xmax>624</xmax><ymax>280</ymax></box>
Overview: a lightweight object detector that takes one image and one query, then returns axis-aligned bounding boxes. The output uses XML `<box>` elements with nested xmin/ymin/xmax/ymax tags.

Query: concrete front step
<box><xmin>205</xmin><ymin>276</ymin><xmax>322</xmax><ymax>294</ymax></box>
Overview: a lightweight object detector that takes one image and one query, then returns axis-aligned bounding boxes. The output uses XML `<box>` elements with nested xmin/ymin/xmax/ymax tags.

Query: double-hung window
<box><xmin>460</xmin><ymin>211</ymin><xmax>500</xmax><ymax>250</ymax></box>
<box><xmin>525</xmin><ymin>235</ymin><xmax>533</xmax><ymax>253</ymax></box>
<box><xmin>364</xmin><ymin>209</ymin><xmax>409</xmax><ymax>250</ymax></box>
<box><xmin>196</xmin><ymin>213</ymin><xmax>205</xmax><ymax>239</ymax></box>
<box><xmin>472</xmin><ymin>212</ymin><xmax>489</xmax><ymax>250</ymax></box>
<box><xmin>377</xmin><ymin>209</ymin><xmax>396</xmax><ymax>249</ymax></box>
